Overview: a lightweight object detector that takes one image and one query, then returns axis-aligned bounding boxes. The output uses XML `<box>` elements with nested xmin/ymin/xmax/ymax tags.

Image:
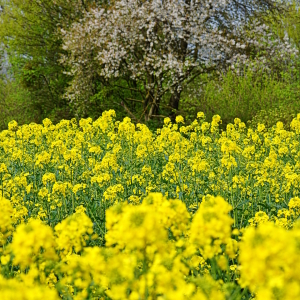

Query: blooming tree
<box><xmin>61</xmin><ymin>0</ymin><xmax>298</xmax><ymax>121</ymax></box>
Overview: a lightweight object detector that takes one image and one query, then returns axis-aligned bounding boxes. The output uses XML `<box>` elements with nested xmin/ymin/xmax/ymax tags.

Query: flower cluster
<box><xmin>1</xmin><ymin>110</ymin><xmax>300</xmax><ymax>298</ymax></box>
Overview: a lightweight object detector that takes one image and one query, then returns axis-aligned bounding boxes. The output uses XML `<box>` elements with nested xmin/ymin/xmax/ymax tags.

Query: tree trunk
<box><xmin>168</xmin><ymin>89</ymin><xmax>181</xmax><ymax>122</ymax></box>
<box><xmin>147</xmin><ymin>94</ymin><xmax>160</xmax><ymax>121</ymax></box>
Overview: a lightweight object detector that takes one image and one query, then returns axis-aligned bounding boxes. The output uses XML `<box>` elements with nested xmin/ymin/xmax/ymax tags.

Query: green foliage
<box><xmin>0</xmin><ymin>0</ymin><xmax>99</xmax><ymax>124</ymax></box>
<box><xmin>180</xmin><ymin>62</ymin><xmax>300</xmax><ymax>129</ymax></box>
<box><xmin>262</xmin><ymin>0</ymin><xmax>300</xmax><ymax>49</ymax></box>
<box><xmin>0</xmin><ymin>78</ymin><xmax>41</xmax><ymax>130</ymax></box>
<box><xmin>0</xmin><ymin>0</ymin><xmax>63</xmax><ymax>119</ymax></box>
<box><xmin>248</xmin><ymin>105</ymin><xmax>297</xmax><ymax>130</ymax></box>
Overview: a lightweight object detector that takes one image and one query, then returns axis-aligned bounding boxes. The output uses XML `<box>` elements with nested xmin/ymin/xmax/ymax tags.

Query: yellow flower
<box><xmin>55</xmin><ymin>211</ymin><xmax>93</xmax><ymax>255</ymax></box>
<box><xmin>0</xmin><ymin>274</ymin><xmax>59</xmax><ymax>300</ymax></box>
<box><xmin>11</xmin><ymin>218</ymin><xmax>57</xmax><ymax>268</ymax></box>
<box><xmin>189</xmin><ymin>196</ymin><xmax>233</xmax><ymax>259</ymax></box>
<box><xmin>239</xmin><ymin>221</ymin><xmax>300</xmax><ymax>299</ymax></box>
<box><xmin>1</xmin><ymin>254</ymin><xmax>10</xmax><ymax>265</ymax></box>
<box><xmin>0</xmin><ymin>163</ymin><xmax>8</xmax><ymax>174</ymax></box>
<box><xmin>42</xmin><ymin>172</ymin><xmax>56</xmax><ymax>185</ymax></box>
<box><xmin>197</xmin><ymin>111</ymin><xmax>205</xmax><ymax>119</ymax></box>
<box><xmin>175</xmin><ymin>115</ymin><xmax>185</xmax><ymax>124</ymax></box>
<box><xmin>164</xmin><ymin>117</ymin><xmax>171</xmax><ymax>125</ymax></box>
<box><xmin>257</xmin><ymin>123</ymin><xmax>265</xmax><ymax>132</ymax></box>
<box><xmin>72</xmin><ymin>183</ymin><xmax>87</xmax><ymax>194</ymax></box>
<box><xmin>8</xmin><ymin>120</ymin><xmax>18</xmax><ymax>132</ymax></box>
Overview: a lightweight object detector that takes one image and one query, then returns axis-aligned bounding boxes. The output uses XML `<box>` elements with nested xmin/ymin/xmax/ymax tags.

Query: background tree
<box><xmin>61</xmin><ymin>0</ymin><xmax>298</xmax><ymax>123</ymax></box>
<box><xmin>177</xmin><ymin>0</ymin><xmax>300</xmax><ymax>129</ymax></box>
<box><xmin>0</xmin><ymin>0</ymin><xmax>100</xmax><ymax>124</ymax></box>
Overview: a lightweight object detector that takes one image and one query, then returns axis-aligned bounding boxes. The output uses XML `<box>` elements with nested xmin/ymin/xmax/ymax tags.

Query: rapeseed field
<box><xmin>0</xmin><ymin>109</ymin><xmax>300</xmax><ymax>299</ymax></box>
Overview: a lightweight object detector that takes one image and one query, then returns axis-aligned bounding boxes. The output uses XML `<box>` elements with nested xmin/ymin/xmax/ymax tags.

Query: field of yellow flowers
<box><xmin>1</xmin><ymin>109</ymin><xmax>300</xmax><ymax>299</ymax></box>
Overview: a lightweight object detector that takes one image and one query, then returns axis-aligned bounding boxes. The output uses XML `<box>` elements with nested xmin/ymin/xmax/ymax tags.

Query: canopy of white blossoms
<box><xmin>61</xmin><ymin>0</ymin><xmax>298</xmax><ymax>119</ymax></box>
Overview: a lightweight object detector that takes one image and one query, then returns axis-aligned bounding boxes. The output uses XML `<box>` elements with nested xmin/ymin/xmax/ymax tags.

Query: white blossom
<box><xmin>60</xmin><ymin>0</ymin><xmax>298</xmax><ymax>119</ymax></box>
